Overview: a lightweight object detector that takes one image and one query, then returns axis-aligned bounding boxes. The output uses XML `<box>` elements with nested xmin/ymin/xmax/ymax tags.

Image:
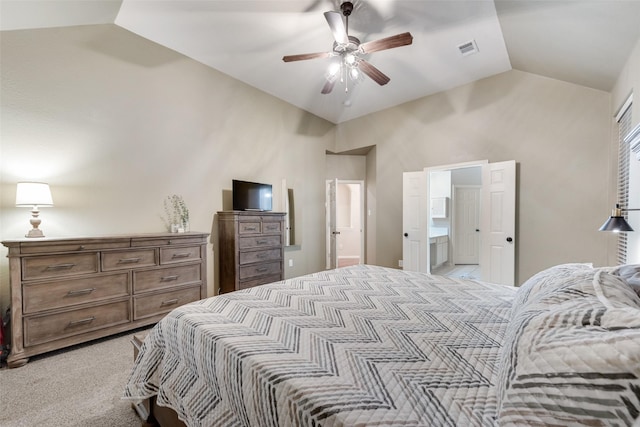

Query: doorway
<box><xmin>402</xmin><ymin>160</ymin><xmax>516</xmax><ymax>285</ymax></box>
<box><xmin>326</xmin><ymin>180</ymin><xmax>365</xmax><ymax>269</ymax></box>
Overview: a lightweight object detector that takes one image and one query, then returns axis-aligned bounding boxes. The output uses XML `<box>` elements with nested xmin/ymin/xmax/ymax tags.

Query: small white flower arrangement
<box><xmin>163</xmin><ymin>194</ymin><xmax>189</xmax><ymax>233</ymax></box>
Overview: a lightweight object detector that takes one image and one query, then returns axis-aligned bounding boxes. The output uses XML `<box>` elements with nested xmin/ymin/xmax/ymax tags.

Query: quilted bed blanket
<box><xmin>124</xmin><ymin>265</ymin><xmax>515</xmax><ymax>426</ymax></box>
<box><xmin>124</xmin><ymin>263</ymin><xmax>640</xmax><ymax>426</ymax></box>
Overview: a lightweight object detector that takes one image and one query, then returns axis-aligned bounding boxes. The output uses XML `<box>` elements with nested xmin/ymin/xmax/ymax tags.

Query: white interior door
<box><xmin>402</xmin><ymin>171</ymin><xmax>428</xmax><ymax>272</ymax></box>
<box><xmin>481</xmin><ymin>160</ymin><xmax>516</xmax><ymax>285</ymax></box>
<box><xmin>326</xmin><ymin>179</ymin><xmax>338</xmax><ymax>269</ymax></box>
<box><xmin>453</xmin><ymin>186</ymin><xmax>481</xmax><ymax>264</ymax></box>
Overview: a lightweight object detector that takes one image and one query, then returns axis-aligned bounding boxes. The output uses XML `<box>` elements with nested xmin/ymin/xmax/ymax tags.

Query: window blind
<box><xmin>616</xmin><ymin>102</ymin><xmax>632</xmax><ymax>264</ymax></box>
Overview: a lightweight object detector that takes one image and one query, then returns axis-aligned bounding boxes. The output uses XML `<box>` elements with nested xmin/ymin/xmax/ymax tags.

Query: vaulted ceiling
<box><xmin>2</xmin><ymin>0</ymin><xmax>640</xmax><ymax>124</ymax></box>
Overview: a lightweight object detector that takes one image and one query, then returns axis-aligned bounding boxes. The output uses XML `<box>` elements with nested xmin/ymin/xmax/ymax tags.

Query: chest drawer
<box><xmin>262</xmin><ymin>221</ymin><xmax>282</xmax><ymax>234</ymax></box>
<box><xmin>239</xmin><ymin>261</ymin><xmax>281</xmax><ymax>280</ymax></box>
<box><xmin>22</xmin><ymin>253</ymin><xmax>99</xmax><ymax>281</ymax></box>
<box><xmin>238</xmin><ymin>274</ymin><xmax>282</xmax><ymax>290</ymax></box>
<box><xmin>102</xmin><ymin>249</ymin><xmax>156</xmax><ymax>271</ymax></box>
<box><xmin>239</xmin><ymin>235</ymin><xmax>282</xmax><ymax>250</ymax></box>
<box><xmin>239</xmin><ymin>248</ymin><xmax>282</xmax><ymax>265</ymax></box>
<box><xmin>238</xmin><ymin>221</ymin><xmax>262</xmax><ymax>234</ymax></box>
<box><xmin>133</xmin><ymin>263</ymin><xmax>201</xmax><ymax>293</ymax></box>
<box><xmin>23</xmin><ymin>273</ymin><xmax>129</xmax><ymax>314</ymax></box>
<box><xmin>133</xmin><ymin>286</ymin><xmax>201</xmax><ymax>320</ymax></box>
<box><xmin>160</xmin><ymin>245</ymin><xmax>201</xmax><ymax>265</ymax></box>
<box><xmin>24</xmin><ymin>300</ymin><xmax>130</xmax><ymax>347</ymax></box>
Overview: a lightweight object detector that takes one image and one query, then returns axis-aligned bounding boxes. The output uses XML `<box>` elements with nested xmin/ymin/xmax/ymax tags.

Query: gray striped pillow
<box><xmin>497</xmin><ymin>268</ymin><xmax>640</xmax><ymax>426</ymax></box>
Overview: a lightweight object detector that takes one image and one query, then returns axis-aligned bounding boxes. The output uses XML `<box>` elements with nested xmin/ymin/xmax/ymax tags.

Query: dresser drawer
<box><xmin>102</xmin><ymin>249</ymin><xmax>156</xmax><ymax>271</ymax></box>
<box><xmin>22</xmin><ymin>253</ymin><xmax>99</xmax><ymax>281</ymax></box>
<box><xmin>133</xmin><ymin>286</ymin><xmax>201</xmax><ymax>320</ymax></box>
<box><xmin>239</xmin><ymin>261</ymin><xmax>281</xmax><ymax>280</ymax></box>
<box><xmin>238</xmin><ymin>235</ymin><xmax>281</xmax><ymax>250</ymax></box>
<box><xmin>239</xmin><ymin>248</ymin><xmax>282</xmax><ymax>265</ymax></box>
<box><xmin>131</xmin><ymin>235</ymin><xmax>206</xmax><ymax>247</ymax></box>
<box><xmin>160</xmin><ymin>245</ymin><xmax>201</xmax><ymax>265</ymax></box>
<box><xmin>23</xmin><ymin>272</ymin><xmax>129</xmax><ymax>314</ymax></box>
<box><xmin>133</xmin><ymin>263</ymin><xmax>201</xmax><ymax>293</ymax></box>
<box><xmin>24</xmin><ymin>300</ymin><xmax>130</xmax><ymax>347</ymax></box>
<box><xmin>19</xmin><ymin>240</ymin><xmax>129</xmax><ymax>254</ymax></box>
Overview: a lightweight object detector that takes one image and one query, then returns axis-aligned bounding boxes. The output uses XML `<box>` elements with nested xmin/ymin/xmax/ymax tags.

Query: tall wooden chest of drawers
<box><xmin>1</xmin><ymin>232</ymin><xmax>208</xmax><ymax>368</ymax></box>
<box><xmin>217</xmin><ymin>211</ymin><xmax>285</xmax><ymax>293</ymax></box>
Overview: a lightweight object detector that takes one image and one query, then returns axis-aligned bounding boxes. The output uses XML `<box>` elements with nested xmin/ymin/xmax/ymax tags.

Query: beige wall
<box><xmin>0</xmin><ymin>25</ymin><xmax>333</xmax><ymax>310</ymax></box>
<box><xmin>1</xmin><ymin>23</ymin><xmax>634</xmax><ymax>315</ymax></box>
<box><xmin>335</xmin><ymin>70</ymin><xmax>613</xmax><ymax>284</ymax></box>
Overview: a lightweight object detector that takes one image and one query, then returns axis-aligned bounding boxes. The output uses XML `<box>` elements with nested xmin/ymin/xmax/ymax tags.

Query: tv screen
<box><xmin>232</xmin><ymin>180</ymin><xmax>273</xmax><ymax>211</ymax></box>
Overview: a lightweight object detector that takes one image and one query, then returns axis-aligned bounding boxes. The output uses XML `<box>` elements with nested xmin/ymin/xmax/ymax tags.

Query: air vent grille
<box><xmin>458</xmin><ymin>40</ymin><xmax>479</xmax><ymax>56</ymax></box>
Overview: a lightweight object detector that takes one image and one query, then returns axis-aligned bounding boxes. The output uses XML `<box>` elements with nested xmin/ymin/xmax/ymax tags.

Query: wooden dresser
<box><xmin>218</xmin><ymin>211</ymin><xmax>285</xmax><ymax>293</ymax></box>
<box><xmin>1</xmin><ymin>232</ymin><xmax>208</xmax><ymax>368</ymax></box>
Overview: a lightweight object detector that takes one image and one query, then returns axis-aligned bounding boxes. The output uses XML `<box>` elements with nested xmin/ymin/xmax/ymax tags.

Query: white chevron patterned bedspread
<box><xmin>124</xmin><ymin>265</ymin><xmax>516</xmax><ymax>426</ymax></box>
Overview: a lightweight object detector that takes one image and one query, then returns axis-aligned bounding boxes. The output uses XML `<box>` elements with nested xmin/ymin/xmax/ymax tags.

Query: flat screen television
<box><xmin>232</xmin><ymin>180</ymin><xmax>273</xmax><ymax>211</ymax></box>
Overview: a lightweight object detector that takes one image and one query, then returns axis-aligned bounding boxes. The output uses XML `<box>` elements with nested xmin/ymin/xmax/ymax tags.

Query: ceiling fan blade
<box><xmin>283</xmin><ymin>52</ymin><xmax>331</xmax><ymax>62</ymax></box>
<box><xmin>360</xmin><ymin>32</ymin><xmax>413</xmax><ymax>54</ymax></box>
<box><xmin>358</xmin><ymin>60</ymin><xmax>390</xmax><ymax>86</ymax></box>
<box><xmin>324</xmin><ymin>11</ymin><xmax>349</xmax><ymax>45</ymax></box>
<box><xmin>321</xmin><ymin>78</ymin><xmax>336</xmax><ymax>94</ymax></box>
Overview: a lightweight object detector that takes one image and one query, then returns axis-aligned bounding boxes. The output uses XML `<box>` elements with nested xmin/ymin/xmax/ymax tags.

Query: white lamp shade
<box><xmin>16</xmin><ymin>182</ymin><xmax>53</xmax><ymax>207</ymax></box>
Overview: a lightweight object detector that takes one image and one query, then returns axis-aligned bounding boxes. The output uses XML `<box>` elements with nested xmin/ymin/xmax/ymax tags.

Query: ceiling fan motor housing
<box><xmin>333</xmin><ymin>35</ymin><xmax>361</xmax><ymax>54</ymax></box>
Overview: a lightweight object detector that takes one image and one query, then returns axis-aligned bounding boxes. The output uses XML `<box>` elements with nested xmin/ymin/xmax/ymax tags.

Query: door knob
<box><xmin>404</xmin><ymin>233</ymin><xmax>408</xmax><ymax>237</ymax></box>
<box><xmin>506</xmin><ymin>237</ymin><xmax>513</xmax><ymax>242</ymax></box>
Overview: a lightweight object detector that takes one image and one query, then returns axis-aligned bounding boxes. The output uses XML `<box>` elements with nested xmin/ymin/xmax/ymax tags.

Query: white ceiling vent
<box><xmin>458</xmin><ymin>39</ymin><xmax>479</xmax><ymax>56</ymax></box>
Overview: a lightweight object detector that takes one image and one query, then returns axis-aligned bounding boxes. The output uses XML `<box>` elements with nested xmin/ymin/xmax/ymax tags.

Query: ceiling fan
<box><xmin>282</xmin><ymin>1</ymin><xmax>413</xmax><ymax>94</ymax></box>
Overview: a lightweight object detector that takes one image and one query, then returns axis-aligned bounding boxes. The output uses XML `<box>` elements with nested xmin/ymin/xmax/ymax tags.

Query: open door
<box><xmin>480</xmin><ymin>160</ymin><xmax>516</xmax><ymax>285</ymax></box>
<box><xmin>326</xmin><ymin>179</ymin><xmax>337</xmax><ymax>269</ymax></box>
<box><xmin>402</xmin><ymin>171</ymin><xmax>428</xmax><ymax>272</ymax></box>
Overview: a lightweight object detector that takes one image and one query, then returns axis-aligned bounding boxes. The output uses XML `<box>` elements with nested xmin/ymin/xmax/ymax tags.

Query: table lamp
<box><xmin>16</xmin><ymin>182</ymin><xmax>54</xmax><ymax>238</ymax></box>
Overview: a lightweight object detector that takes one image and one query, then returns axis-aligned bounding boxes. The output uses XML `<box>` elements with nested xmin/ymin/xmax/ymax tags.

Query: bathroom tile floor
<box><xmin>432</xmin><ymin>264</ymin><xmax>481</xmax><ymax>280</ymax></box>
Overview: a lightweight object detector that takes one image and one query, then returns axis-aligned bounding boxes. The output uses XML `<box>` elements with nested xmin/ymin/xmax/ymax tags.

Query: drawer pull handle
<box><xmin>67</xmin><ymin>316</ymin><xmax>95</xmax><ymax>327</ymax></box>
<box><xmin>245</xmin><ymin>226</ymin><xmax>257</xmax><ymax>231</ymax></box>
<box><xmin>256</xmin><ymin>267</ymin><xmax>268</xmax><ymax>273</ymax></box>
<box><xmin>266</xmin><ymin>225</ymin><xmax>278</xmax><ymax>230</ymax></box>
<box><xmin>257</xmin><ymin>253</ymin><xmax>268</xmax><ymax>259</ymax></box>
<box><xmin>171</xmin><ymin>253</ymin><xmax>191</xmax><ymax>259</ymax></box>
<box><xmin>67</xmin><ymin>288</ymin><xmax>96</xmax><ymax>296</ymax></box>
<box><xmin>118</xmin><ymin>257</ymin><xmax>141</xmax><ymax>264</ymax></box>
<box><xmin>160</xmin><ymin>275</ymin><xmax>179</xmax><ymax>282</ymax></box>
<box><xmin>256</xmin><ymin>240</ymin><xmax>268</xmax><ymax>245</ymax></box>
<box><xmin>78</xmin><ymin>245</ymin><xmax>85</xmax><ymax>250</ymax></box>
<box><xmin>46</xmin><ymin>263</ymin><xmax>75</xmax><ymax>270</ymax></box>
<box><xmin>161</xmin><ymin>298</ymin><xmax>179</xmax><ymax>307</ymax></box>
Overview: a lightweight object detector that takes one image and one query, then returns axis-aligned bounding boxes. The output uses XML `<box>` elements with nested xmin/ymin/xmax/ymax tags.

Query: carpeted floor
<box><xmin>0</xmin><ymin>327</ymin><xmax>153</xmax><ymax>426</ymax></box>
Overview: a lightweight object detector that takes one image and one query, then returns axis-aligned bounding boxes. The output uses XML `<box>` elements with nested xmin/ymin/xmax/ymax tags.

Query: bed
<box><xmin>124</xmin><ymin>264</ymin><xmax>640</xmax><ymax>426</ymax></box>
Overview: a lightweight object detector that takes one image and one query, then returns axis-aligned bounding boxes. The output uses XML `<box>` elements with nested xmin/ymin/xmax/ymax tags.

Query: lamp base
<box><xmin>25</xmin><ymin>228</ymin><xmax>45</xmax><ymax>238</ymax></box>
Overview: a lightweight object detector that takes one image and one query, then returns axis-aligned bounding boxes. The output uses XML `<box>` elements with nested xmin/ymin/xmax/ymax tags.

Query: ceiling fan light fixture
<box><xmin>327</xmin><ymin>61</ymin><xmax>341</xmax><ymax>77</ymax></box>
<box><xmin>344</xmin><ymin>53</ymin><xmax>357</xmax><ymax>65</ymax></box>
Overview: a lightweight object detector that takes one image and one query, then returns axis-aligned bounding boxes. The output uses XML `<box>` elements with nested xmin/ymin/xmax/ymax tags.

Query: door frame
<box><xmin>425</xmin><ymin>161</ymin><xmax>488</xmax><ymax>274</ymax></box>
<box><xmin>326</xmin><ymin>179</ymin><xmax>365</xmax><ymax>269</ymax></box>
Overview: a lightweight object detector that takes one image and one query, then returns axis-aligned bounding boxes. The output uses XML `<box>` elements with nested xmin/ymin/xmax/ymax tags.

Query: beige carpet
<box><xmin>0</xmin><ymin>327</ymin><xmax>153</xmax><ymax>426</ymax></box>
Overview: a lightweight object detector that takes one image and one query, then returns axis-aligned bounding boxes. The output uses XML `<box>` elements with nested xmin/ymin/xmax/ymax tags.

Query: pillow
<box><xmin>611</xmin><ymin>264</ymin><xmax>640</xmax><ymax>297</ymax></box>
<box><xmin>510</xmin><ymin>263</ymin><xmax>594</xmax><ymax>315</ymax></box>
<box><xmin>497</xmin><ymin>268</ymin><xmax>640</xmax><ymax>426</ymax></box>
